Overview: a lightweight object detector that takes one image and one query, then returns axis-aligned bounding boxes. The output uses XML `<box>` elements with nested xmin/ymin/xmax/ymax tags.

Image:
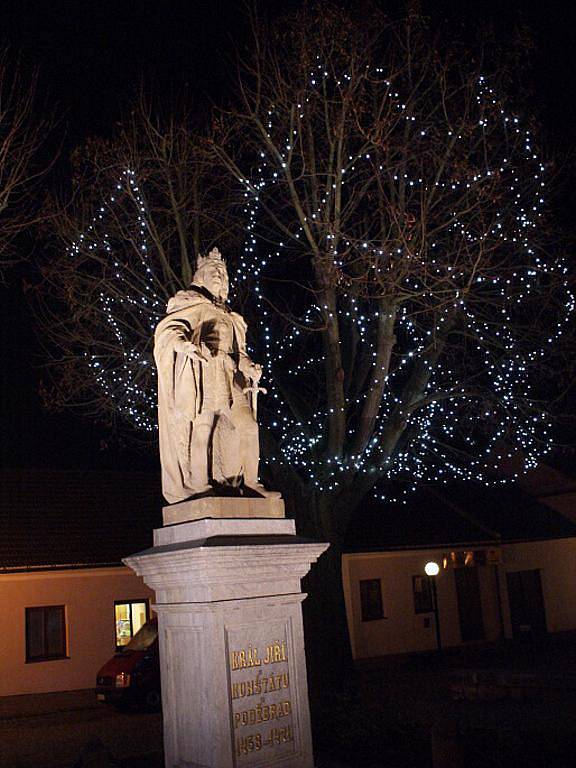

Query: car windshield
<box><xmin>125</xmin><ymin>621</ymin><xmax>158</xmax><ymax>651</ymax></box>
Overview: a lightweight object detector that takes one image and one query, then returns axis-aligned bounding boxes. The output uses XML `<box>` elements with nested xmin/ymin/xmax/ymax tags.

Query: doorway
<box><xmin>506</xmin><ymin>569</ymin><xmax>547</xmax><ymax>639</ymax></box>
<box><xmin>455</xmin><ymin>567</ymin><xmax>485</xmax><ymax>642</ymax></box>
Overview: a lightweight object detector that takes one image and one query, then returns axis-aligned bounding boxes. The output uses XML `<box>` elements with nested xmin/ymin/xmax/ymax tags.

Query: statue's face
<box><xmin>193</xmin><ymin>260</ymin><xmax>229</xmax><ymax>301</ymax></box>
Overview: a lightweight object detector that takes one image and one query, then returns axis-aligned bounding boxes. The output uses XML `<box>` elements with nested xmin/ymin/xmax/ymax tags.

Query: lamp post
<box><xmin>425</xmin><ymin>561</ymin><xmax>442</xmax><ymax>651</ymax></box>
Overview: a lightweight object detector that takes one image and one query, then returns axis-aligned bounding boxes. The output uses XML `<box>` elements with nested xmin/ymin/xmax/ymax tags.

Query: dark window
<box><xmin>114</xmin><ymin>600</ymin><xmax>149</xmax><ymax>649</ymax></box>
<box><xmin>26</xmin><ymin>606</ymin><xmax>67</xmax><ymax>662</ymax></box>
<box><xmin>359</xmin><ymin>579</ymin><xmax>384</xmax><ymax>621</ymax></box>
<box><xmin>413</xmin><ymin>576</ymin><xmax>434</xmax><ymax>614</ymax></box>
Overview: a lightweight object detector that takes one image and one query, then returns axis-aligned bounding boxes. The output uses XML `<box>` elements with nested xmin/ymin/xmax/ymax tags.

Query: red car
<box><xmin>95</xmin><ymin>618</ymin><xmax>161</xmax><ymax>710</ymax></box>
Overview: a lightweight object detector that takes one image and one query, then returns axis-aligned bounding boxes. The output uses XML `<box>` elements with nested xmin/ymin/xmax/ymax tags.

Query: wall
<box><xmin>0</xmin><ymin>566</ymin><xmax>155</xmax><ymax>697</ymax></box>
<box><xmin>343</xmin><ymin>538</ymin><xmax>576</xmax><ymax>660</ymax></box>
<box><xmin>499</xmin><ymin>538</ymin><xmax>576</xmax><ymax>636</ymax></box>
<box><xmin>343</xmin><ymin>548</ymin><xmax>502</xmax><ymax>660</ymax></box>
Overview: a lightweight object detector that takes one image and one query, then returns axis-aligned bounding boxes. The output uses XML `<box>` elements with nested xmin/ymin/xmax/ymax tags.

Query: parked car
<box><xmin>95</xmin><ymin>618</ymin><xmax>161</xmax><ymax>710</ymax></box>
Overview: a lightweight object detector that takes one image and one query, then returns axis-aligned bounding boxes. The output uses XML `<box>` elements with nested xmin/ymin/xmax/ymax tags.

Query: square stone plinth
<box><xmin>157</xmin><ymin>594</ymin><xmax>313</xmax><ymax>768</ymax></box>
<box><xmin>124</xmin><ymin>516</ymin><xmax>328</xmax><ymax>768</ymax></box>
<box><xmin>163</xmin><ymin>496</ymin><xmax>285</xmax><ymax>526</ymax></box>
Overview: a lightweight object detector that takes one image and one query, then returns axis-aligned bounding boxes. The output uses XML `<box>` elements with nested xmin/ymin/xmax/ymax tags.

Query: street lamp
<box><xmin>425</xmin><ymin>561</ymin><xmax>442</xmax><ymax>651</ymax></box>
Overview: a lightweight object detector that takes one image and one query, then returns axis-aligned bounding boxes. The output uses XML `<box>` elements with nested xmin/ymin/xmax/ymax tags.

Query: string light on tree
<box><xmin>61</xmin><ymin>40</ymin><xmax>572</xmax><ymax>504</ymax></box>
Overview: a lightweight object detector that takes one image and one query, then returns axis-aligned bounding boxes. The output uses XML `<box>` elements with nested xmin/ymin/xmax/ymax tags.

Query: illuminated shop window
<box><xmin>114</xmin><ymin>600</ymin><xmax>149</xmax><ymax>649</ymax></box>
<box><xmin>26</xmin><ymin>605</ymin><xmax>68</xmax><ymax>662</ymax></box>
<box><xmin>359</xmin><ymin>578</ymin><xmax>385</xmax><ymax>621</ymax></box>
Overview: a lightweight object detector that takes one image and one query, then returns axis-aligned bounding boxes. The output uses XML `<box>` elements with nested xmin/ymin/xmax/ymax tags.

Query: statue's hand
<box><xmin>250</xmin><ymin>363</ymin><xmax>263</xmax><ymax>383</ymax></box>
<box><xmin>175</xmin><ymin>340</ymin><xmax>209</xmax><ymax>363</ymax></box>
<box><xmin>239</xmin><ymin>357</ymin><xmax>262</xmax><ymax>383</ymax></box>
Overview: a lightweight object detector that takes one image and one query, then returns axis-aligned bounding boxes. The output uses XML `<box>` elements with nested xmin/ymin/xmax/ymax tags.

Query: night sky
<box><xmin>1</xmin><ymin>0</ymin><xmax>575</xmax><ymax>472</ymax></box>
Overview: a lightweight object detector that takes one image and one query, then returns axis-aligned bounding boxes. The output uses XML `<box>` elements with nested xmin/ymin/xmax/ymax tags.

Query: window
<box><xmin>26</xmin><ymin>606</ymin><xmax>67</xmax><ymax>662</ymax></box>
<box><xmin>359</xmin><ymin>579</ymin><xmax>384</xmax><ymax>621</ymax></box>
<box><xmin>114</xmin><ymin>600</ymin><xmax>149</xmax><ymax>649</ymax></box>
<box><xmin>413</xmin><ymin>575</ymin><xmax>433</xmax><ymax>614</ymax></box>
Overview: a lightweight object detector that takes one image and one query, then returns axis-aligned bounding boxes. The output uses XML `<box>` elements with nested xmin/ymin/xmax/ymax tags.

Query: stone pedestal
<box><xmin>124</xmin><ymin>498</ymin><xmax>328</xmax><ymax>768</ymax></box>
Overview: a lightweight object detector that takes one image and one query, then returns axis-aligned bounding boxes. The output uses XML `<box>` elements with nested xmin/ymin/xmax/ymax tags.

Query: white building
<box><xmin>0</xmin><ymin>470</ymin><xmax>158</xmax><ymax>697</ymax></box>
<box><xmin>342</xmin><ymin>479</ymin><xmax>576</xmax><ymax>660</ymax></box>
<box><xmin>4</xmin><ymin>466</ymin><xmax>576</xmax><ymax>691</ymax></box>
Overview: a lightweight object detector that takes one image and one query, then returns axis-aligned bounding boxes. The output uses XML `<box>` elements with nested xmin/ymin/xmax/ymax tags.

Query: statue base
<box><xmin>163</xmin><ymin>496</ymin><xmax>285</xmax><ymax>526</ymax></box>
<box><xmin>124</xmin><ymin>498</ymin><xmax>328</xmax><ymax>768</ymax></box>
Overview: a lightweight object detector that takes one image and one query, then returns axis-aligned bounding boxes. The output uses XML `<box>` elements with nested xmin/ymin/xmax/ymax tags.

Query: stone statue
<box><xmin>154</xmin><ymin>248</ymin><xmax>277</xmax><ymax>504</ymax></box>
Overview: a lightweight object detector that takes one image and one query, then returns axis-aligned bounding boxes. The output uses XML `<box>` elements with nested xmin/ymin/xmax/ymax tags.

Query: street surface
<box><xmin>6</xmin><ymin>636</ymin><xmax>576</xmax><ymax>768</ymax></box>
<box><xmin>0</xmin><ymin>690</ymin><xmax>162</xmax><ymax>768</ymax></box>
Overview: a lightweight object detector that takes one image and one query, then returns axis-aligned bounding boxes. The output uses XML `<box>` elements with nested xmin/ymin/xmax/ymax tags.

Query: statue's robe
<box><xmin>154</xmin><ymin>288</ymin><xmax>249</xmax><ymax>504</ymax></box>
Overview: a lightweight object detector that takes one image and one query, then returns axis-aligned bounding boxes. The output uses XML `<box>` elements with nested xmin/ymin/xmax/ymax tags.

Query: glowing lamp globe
<box><xmin>425</xmin><ymin>561</ymin><xmax>440</xmax><ymax>577</ymax></box>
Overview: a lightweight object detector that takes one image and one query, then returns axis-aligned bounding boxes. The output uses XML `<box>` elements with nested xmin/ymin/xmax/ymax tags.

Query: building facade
<box><xmin>0</xmin><ymin>469</ymin><xmax>160</xmax><ymax>697</ymax></box>
<box><xmin>0</xmin><ymin>565</ymin><xmax>154</xmax><ymax>697</ymax></box>
<box><xmin>343</xmin><ymin>537</ymin><xmax>576</xmax><ymax>660</ymax></box>
<box><xmin>342</xmin><ymin>481</ymin><xmax>576</xmax><ymax>660</ymax></box>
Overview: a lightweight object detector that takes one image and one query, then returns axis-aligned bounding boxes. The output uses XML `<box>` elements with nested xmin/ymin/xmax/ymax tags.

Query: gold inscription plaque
<box><xmin>227</xmin><ymin>626</ymin><xmax>296</xmax><ymax>765</ymax></box>
<box><xmin>236</xmin><ymin>726</ymin><xmax>294</xmax><ymax>757</ymax></box>
<box><xmin>233</xmin><ymin>700</ymin><xmax>292</xmax><ymax>729</ymax></box>
<box><xmin>231</xmin><ymin>672</ymin><xmax>290</xmax><ymax>700</ymax></box>
<box><xmin>230</xmin><ymin>640</ymin><xmax>287</xmax><ymax>671</ymax></box>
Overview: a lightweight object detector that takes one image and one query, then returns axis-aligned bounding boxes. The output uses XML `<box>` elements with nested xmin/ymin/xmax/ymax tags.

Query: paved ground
<box><xmin>0</xmin><ymin>690</ymin><xmax>349</xmax><ymax>768</ymax></box>
<box><xmin>4</xmin><ymin>635</ymin><xmax>576</xmax><ymax>768</ymax></box>
<box><xmin>0</xmin><ymin>690</ymin><xmax>162</xmax><ymax>768</ymax></box>
<box><xmin>326</xmin><ymin>634</ymin><xmax>576</xmax><ymax>767</ymax></box>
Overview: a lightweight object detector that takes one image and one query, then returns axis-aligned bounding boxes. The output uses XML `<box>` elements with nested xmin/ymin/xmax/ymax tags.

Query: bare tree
<box><xmin>34</xmin><ymin>94</ymin><xmax>242</xmax><ymax>429</ymax></box>
<box><xmin>33</xmin><ymin>6</ymin><xmax>573</xmax><ymax>666</ymax></box>
<box><xmin>209</xmin><ymin>4</ymin><xmax>573</xmax><ymax>661</ymax></box>
<box><xmin>214</xmin><ymin>5</ymin><xmax>571</xmax><ymax>516</ymax></box>
<box><xmin>0</xmin><ymin>48</ymin><xmax>53</xmax><ymax>277</ymax></box>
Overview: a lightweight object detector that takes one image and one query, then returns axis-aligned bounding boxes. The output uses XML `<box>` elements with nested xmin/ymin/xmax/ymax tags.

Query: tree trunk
<box><xmin>277</xmin><ymin>482</ymin><xmax>359</xmax><ymax>706</ymax></box>
<box><xmin>302</xmin><ymin>537</ymin><xmax>352</xmax><ymax>702</ymax></box>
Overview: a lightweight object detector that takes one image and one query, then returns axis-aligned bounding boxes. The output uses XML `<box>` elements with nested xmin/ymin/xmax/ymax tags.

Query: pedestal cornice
<box><xmin>124</xmin><ymin>535</ymin><xmax>328</xmax><ymax>604</ymax></box>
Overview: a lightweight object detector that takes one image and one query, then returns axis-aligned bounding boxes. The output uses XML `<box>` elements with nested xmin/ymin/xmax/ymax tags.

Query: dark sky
<box><xmin>1</xmin><ymin>0</ymin><xmax>576</xmax><ymax>471</ymax></box>
<box><xmin>0</xmin><ymin>0</ymin><xmax>250</xmax><ymax>471</ymax></box>
<box><xmin>0</xmin><ymin>0</ymin><xmax>245</xmax><ymax>138</ymax></box>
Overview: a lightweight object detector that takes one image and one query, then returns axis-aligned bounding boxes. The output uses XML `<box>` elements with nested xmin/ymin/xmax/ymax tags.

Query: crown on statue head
<box><xmin>197</xmin><ymin>247</ymin><xmax>225</xmax><ymax>268</ymax></box>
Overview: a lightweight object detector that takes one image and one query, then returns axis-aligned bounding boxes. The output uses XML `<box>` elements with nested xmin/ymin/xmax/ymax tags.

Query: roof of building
<box><xmin>500</xmin><ymin>456</ymin><xmax>576</xmax><ymax>498</ymax></box>
<box><xmin>344</xmin><ymin>481</ymin><xmax>576</xmax><ymax>553</ymax></box>
<box><xmin>0</xmin><ymin>469</ymin><xmax>163</xmax><ymax>572</ymax></box>
<box><xmin>3</xmin><ymin>466</ymin><xmax>575</xmax><ymax>568</ymax></box>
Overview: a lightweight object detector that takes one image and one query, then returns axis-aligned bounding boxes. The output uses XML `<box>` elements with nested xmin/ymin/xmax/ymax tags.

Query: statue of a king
<box><xmin>154</xmin><ymin>248</ymin><xmax>277</xmax><ymax>504</ymax></box>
